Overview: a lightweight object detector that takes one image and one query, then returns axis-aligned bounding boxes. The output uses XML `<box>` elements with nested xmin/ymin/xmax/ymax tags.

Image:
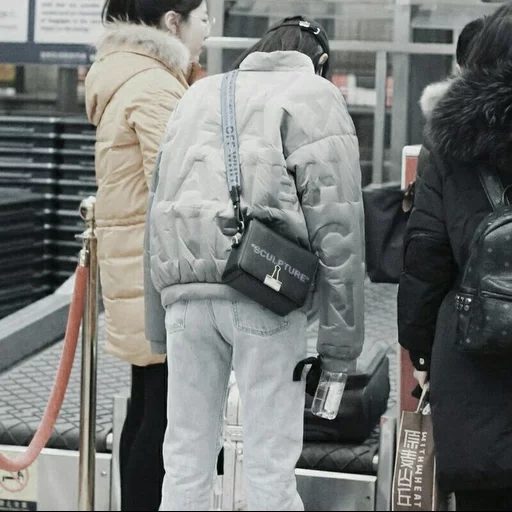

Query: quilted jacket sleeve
<box><xmin>126</xmin><ymin>69</ymin><xmax>186</xmax><ymax>188</ymax></box>
<box><xmin>398</xmin><ymin>150</ymin><xmax>457</xmax><ymax>371</ymax></box>
<box><xmin>285</xmin><ymin>86</ymin><xmax>365</xmax><ymax>374</ymax></box>
<box><xmin>144</xmin><ymin>151</ymin><xmax>167</xmax><ymax>353</ymax></box>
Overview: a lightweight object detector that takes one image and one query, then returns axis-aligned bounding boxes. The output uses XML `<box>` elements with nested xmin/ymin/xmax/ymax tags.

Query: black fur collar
<box><xmin>427</xmin><ymin>64</ymin><xmax>512</xmax><ymax>163</ymax></box>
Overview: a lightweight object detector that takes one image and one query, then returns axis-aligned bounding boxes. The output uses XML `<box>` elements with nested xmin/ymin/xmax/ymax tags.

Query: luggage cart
<box><xmin>0</xmin><ymin>115</ymin><xmax>96</xmax><ymax>288</ymax></box>
<box><xmin>0</xmin><ymin>189</ymin><xmax>52</xmax><ymax>318</ymax></box>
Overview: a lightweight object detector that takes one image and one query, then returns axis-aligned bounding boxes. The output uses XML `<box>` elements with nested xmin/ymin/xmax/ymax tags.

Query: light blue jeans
<box><xmin>160</xmin><ymin>299</ymin><xmax>307</xmax><ymax>511</ymax></box>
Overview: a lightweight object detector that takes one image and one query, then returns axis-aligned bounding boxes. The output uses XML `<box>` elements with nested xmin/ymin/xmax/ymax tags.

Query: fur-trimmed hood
<box><xmin>419</xmin><ymin>79</ymin><xmax>454</xmax><ymax>119</ymax></box>
<box><xmin>426</xmin><ymin>64</ymin><xmax>512</xmax><ymax>163</ymax></box>
<box><xmin>85</xmin><ymin>22</ymin><xmax>190</xmax><ymax>126</ymax></box>
<box><xmin>94</xmin><ymin>21</ymin><xmax>190</xmax><ymax>72</ymax></box>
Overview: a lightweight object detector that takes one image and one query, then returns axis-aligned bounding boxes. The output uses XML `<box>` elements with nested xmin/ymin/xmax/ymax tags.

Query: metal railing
<box><xmin>0</xmin><ymin>196</ymin><xmax>99</xmax><ymax>511</ymax></box>
<box><xmin>206</xmin><ymin>37</ymin><xmax>456</xmax><ymax>183</ymax></box>
<box><xmin>77</xmin><ymin>196</ymin><xmax>99</xmax><ymax>511</ymax></box>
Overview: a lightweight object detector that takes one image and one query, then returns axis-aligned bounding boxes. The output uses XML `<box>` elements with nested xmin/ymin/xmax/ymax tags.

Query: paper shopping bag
<box><xmin>392</xmin><ymin>386</ymin><xmax>440</xmax><ymax>511</ymax></box>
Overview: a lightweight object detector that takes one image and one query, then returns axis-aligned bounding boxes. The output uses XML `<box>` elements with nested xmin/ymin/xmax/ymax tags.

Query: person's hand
<box><xmin>413</xmin><ymin>370</ymin><xmax>428</xmax><ymax>389</ymax></box>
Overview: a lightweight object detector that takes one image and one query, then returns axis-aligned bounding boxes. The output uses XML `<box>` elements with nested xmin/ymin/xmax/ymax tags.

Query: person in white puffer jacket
<box><xmin>145</xmin><ymin>16</ymin><xmax>365</xmax><ymax>511</ymax></box>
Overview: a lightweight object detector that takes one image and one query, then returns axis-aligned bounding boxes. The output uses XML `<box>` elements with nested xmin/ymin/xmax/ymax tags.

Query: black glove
<box><xmin>293</xmin><ymin>357</ymin><xmax>322</xmax><ymax>397</ymax></box>
<box><xmin>412</xmin><ymin>383</ymin><xmax>423</xmax><ymax>400</ymax></box>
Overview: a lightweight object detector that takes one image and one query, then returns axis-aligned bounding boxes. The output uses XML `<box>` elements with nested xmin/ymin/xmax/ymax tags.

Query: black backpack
<box><xmin>456</xmin><ymin>167</ymin><xmax>512</xmax><ymax>356</ymax></box>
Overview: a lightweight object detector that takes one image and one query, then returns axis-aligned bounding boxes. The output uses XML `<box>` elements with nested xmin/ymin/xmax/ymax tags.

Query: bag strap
<box><xmin>416</xmin><ymin>382</ymin><xmax>430</xmax><ymax>414</ymax></box>
<box><xmin>478</xmin><ymin>167</ymin><xmax>508</xmax><ymax>211</ymax></box>
<box><xmin>221</xmin><ymin>70</ymin><xmax>245</xmax><ymax>246</ymax></box>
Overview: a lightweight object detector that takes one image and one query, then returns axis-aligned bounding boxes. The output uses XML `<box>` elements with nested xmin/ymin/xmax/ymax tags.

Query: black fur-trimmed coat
<box><xmin>398</xmin><ymin>64</ymin><xmax>512</xmax><ymax>491</ymax></box>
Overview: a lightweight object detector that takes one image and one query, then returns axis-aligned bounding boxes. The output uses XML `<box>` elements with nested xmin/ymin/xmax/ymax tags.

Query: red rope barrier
<box><xmin>0</xmin><ymin>265</ymin><xmax>88</xmax><ymax>472</ymax></box>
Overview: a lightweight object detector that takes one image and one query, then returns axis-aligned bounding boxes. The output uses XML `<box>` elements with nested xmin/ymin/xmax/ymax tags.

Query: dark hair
<box><xmin>102</xmin><ymin>0</ymin><xmax>203</xmax><ymax>26</ymax></box>
<box><xmin>232</xmin><ymin>16</ymin><xmax>330</xmax><ymax>77</ymax></box>
<box><xmin>466</xmin><ymin>2</ymin><xmax>512</xmax><ymax>70</ymax></box>
<box><xmin>455</xmin><ymin>18</ymin><xmax>485</xmax><ymax>68</ymax></box>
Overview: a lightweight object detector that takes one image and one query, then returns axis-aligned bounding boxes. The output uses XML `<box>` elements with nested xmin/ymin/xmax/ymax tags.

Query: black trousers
<box><xmin>456</xmin><ymin>489</ymin><xmax>512</xmax><ymax>511</ymax></box>
<box><xmin>120</xmin><ymin>363</ymin><xmax>168</xmax><ymax>511</ymax></box>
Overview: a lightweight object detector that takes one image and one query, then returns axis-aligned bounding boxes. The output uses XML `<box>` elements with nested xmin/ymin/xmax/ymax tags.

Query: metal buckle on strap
<box><xmin>231</xmin><ymin>232</ymin><xmax>243</xmax><ymax>247</ymax></box>
<box><xmin>234</xmin><ymin>202</ymin><xmax>245</xmax><ymax>231</ymax></box>
<box><xmin>231</xmin><ymin>209</ymin><xmax>245</xmax><ymax>247</ymax></box>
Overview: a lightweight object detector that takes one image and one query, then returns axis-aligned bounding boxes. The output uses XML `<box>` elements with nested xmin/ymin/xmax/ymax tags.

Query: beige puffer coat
<box><xmin>85</xmin><ymin>22</ymin><xmax>197</xmax><ymax>366</ymax></box>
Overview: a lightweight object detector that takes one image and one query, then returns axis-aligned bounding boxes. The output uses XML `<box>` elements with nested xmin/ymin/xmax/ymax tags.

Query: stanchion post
<box><xmin>77</xmin><ymin>196</ymin><xmax>99</xmax><ymax>511</ymax></box>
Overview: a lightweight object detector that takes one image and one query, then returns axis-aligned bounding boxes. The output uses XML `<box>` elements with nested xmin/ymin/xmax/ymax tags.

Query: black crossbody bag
<box><xmin>220</xmin><ymin>70</ymin><xmax>319</xmax><ymax>316</ymax></box>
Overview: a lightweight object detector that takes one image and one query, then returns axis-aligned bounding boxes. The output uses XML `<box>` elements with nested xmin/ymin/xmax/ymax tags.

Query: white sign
<box><xmin>35</xmin><ymin>0</ymin><xmax>103</xmax><ymax>45</ymax></box>
<box><xmin>0</xmin><ymin>1</ymin><xmax>30</xmax><ymax>43</ymax></box>
<box><xmin>0</xmin><ymin>453</ymin><xmax>38</xmax><ymax>511</ymax></box>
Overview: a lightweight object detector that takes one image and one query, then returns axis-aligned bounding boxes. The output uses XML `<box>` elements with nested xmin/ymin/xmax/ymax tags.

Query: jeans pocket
<box><xmin>232</xmin><ymin>301</ymin><xmax>290</xmax><ymax>337</ymax></box>
<box><xmin>165</xmin><ymin>301</ymin><xmax>189</xmax><ymax>333</ymax></box>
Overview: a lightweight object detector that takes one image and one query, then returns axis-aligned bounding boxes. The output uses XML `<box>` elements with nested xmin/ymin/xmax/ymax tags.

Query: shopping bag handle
<box><xmin>416</xmin><ymin>382</ymin><xmax>430</xmax><ymax>414</ymax></box>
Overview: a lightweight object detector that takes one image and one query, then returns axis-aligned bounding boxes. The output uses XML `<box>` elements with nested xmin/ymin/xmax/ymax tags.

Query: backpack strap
<box><xmin>478</xmin><ymin>167</ymin><xmax>507</xmax><ymax>211</ymax></box>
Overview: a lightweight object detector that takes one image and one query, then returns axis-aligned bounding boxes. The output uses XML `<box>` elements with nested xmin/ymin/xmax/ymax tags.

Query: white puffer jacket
<box><xmin>146</xmin><ymin>51</ymin><xmax>366</xmax><ymax>373</ymax></box>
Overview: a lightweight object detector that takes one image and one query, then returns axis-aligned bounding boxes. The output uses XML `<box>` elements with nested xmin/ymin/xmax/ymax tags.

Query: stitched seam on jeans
<box><xmin>232</xmin><ymin>302</ymin><xmax>290</xmax><ymax>336</ymax></box>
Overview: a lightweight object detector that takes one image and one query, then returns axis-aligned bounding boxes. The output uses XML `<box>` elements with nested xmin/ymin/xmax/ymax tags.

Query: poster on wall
<box><xmin>0</xmin><ymin>1</ymin><xmax>30</xmax><ymax>43</ymax></box>
<box><xmin>0</xmin><ymin>0</ymin><xmax>100</xmax><ymax>65</ymax></box>
<box><xmin>34</xmin><ymin>0</ymin><xmax>103</xmax><ymax>45</ymax></box>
